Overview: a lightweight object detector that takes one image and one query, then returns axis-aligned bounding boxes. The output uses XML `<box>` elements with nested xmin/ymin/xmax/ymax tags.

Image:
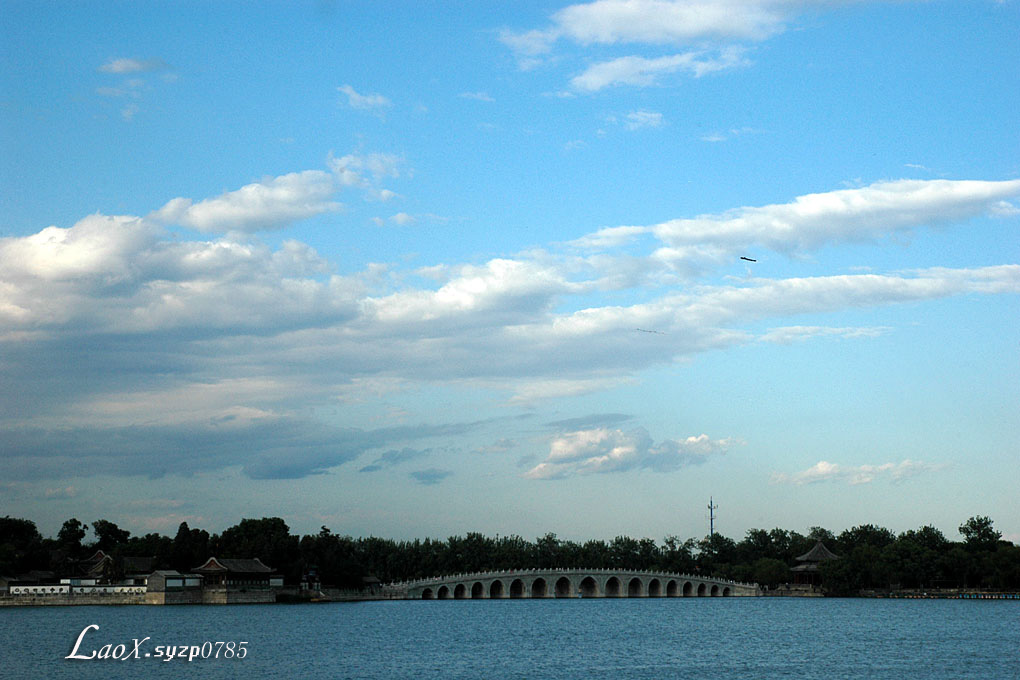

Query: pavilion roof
<box><xmin>193</xmin><ymin>557</ymin><xmax>274</xmax><ymax>573</ymax></box>
<box><xmin>795</xmin><ymin>541</ymin><xmax>840</xmax><ymax>562</ymax></box>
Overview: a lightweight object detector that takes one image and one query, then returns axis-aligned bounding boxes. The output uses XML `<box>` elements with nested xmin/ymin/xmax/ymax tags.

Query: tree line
<box><xmin>1</xmin><ymin>515</ymin><xmax>1016</xmax><ymax>594</ymax></box>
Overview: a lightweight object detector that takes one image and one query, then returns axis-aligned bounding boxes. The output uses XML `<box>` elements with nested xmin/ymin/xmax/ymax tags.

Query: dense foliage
<box><xmin>2</xmin><ymin>515</ymin><xmax>1017</xmax><ymax>593</ymax></box>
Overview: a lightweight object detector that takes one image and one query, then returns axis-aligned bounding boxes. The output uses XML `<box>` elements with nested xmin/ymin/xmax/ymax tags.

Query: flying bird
<box><xmin>740</xmin><ymin>256</ymin><xmax>757</xmax><ymax>262</ymax></box>
<box><xmin>635</xmin><ymin>328</ymin><xmax>665</xmax><ymax>335</ymax></box>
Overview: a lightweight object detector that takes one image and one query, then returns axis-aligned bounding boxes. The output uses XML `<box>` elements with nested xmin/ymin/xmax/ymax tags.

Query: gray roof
<box><xmin>796</xmin><ymin>541</ymin><xmax>840</xmax><ymax>562</ymax></box>
<box><xmin>194</xmin><ymin>557</ymin><xmax>274</xmax><ymax>573</ymax></box>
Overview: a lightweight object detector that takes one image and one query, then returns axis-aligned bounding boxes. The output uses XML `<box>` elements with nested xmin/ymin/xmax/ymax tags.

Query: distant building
<box><xmin>191</xmin><ymin>557</ymin><xmax>282</xmax><ymax>604</ymax></box>
<box><xmin>122</xmin><ymin>556</ymin><xmax>155</xmax><ymax>586</ymax></box>
<box><xmin>146</xmin><ymin>570</ymin><xmax>203</xmax><ymax>592</ymax></box>
<box><xmin>144</xmin><ymin>570</ymin><xmax>204</xmax><ymax>605</ymax></box>
<box><xmin>193</xmin><ymin>557</ymin><xmax>282</xmax><ymax>588</ymax></box>
<box><xmin>3</xmin><ymin>570</ymin><xmax>56</xmax><ymax>592</ymax></box>
<box><xmin>790</xmin><ymin>541</ymin><xmax>840</xmax><ymax>587</ymax></box>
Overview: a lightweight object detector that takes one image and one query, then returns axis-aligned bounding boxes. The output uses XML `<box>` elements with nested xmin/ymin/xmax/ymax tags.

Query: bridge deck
<box><xmin>383</xmin><ymin>568</ymin><xmax>760</xmax><ymax>599</ymax></box>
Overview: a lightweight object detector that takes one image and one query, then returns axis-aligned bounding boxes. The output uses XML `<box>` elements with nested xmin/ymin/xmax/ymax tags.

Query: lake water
<box><xmin>3</xmin><ymin>598</ymin><xmax>1018</xmax><ymax>679</ymax></box>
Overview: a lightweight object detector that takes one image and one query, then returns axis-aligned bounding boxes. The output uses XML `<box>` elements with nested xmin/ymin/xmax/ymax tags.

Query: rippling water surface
<box><xmin>4</xmin><ymin>598</ymin><xmax>1018</xmax><ymax>679</ymax></box>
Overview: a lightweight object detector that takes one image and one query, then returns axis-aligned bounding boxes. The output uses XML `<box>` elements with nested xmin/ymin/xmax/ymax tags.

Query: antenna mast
<box><xmin>707</xmin><ymin>497</ymin><xmax>718</xmax><ymax>538</ymax></box>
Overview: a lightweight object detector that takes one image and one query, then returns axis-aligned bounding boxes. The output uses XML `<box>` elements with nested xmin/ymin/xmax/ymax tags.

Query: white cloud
<box><xmin>0</xmin><ymin>213</ymin><xmax>356</xmax><ymax>335</ymax></box>
<box><xmin>650</xmin><ymin>179</ymin><xmax>1020</xmax><ymax>255</ymax></box>
<box><xmin>503</xmin><ymin>0</ymin><xmax>789</xmax><ymax>61</ymax></box>
<box><xmin>390</xmin><ymin>212</ymin><xmax>416</xmax><ymax>226</ymax></box>
<box><xmin>507</xmin><ymin>377</ymin><xmax>635</xmax><ymax>405</ymax></box>
<box><xmin>99</xmin><ymin>57</ymin><xmax>169</xmax><ymax>73</ymax></box>
<box><xmin>525</xmin><ymin>427</ymin><xmax>737</xmax><ymax>479</ymax></box>
<box><xmin>772</xmin><ymin>459</ymin><xmax>946</xmax><ymax>485</ymax></box>
<box><xmin>504</xmin><ymin>1</ymin><xmax>924</xmax><ymax>89</ymax></box>
<box><xmin>551</xmin><ymin>0</ymin><xmax>788</xmax><ymax>45</ymax></box>
<box><xmin>0</xmin><ymin>213</ymin><xmax>158</xmax><ymax>283</ymax></box>
<box><xmin>327</xmin><ymin>152</ymin><xmax>405</xmax><ymax>201</ymax></box>
<box><xmin>625</xmin><ymin>110</ymin><xmax>664</xmax><ymax>129</ymax></box>
<box><xmin>2</xmin><ymin>175</ymin><xmax>1017</xmax><ymax>481</ymax></box>
<box><xmin>365</xmin><ymin>258</ymin><xmax>580</xmax><ymax>326</ymax></box>
<box><xmin>671</xmin><ymin>267</ymin><xmax>1020</xmax><ymax>327</ymax></box>
<box><xmin>44</xmin><ymin>485</ymin><xmax>77</xmax><ymax>499</ymax></box>
<box><xmin>701</xmin><ymin>126</ymin><xmax>764</xmax><ymax>142</ymax></box>
<box><xmin>338</xmin><ymin>84</ymin><xmax>391</xmax><ymax>113</ymax></box>
<box><xmin>570</xmin><ymin>48</ymin><xmax>747</xmax><ymax>91</ymax></box>
<box><xmin>150</xmin><ymin>171</ymin><xmax>342</xmax><ymax>233</ymax></box>
<box><xmin>459</xmin><ymin>91</ymin><xmax>495</xmax><ymax>102</ymax></box>
<box><xmin>328</xmin><ymin>152</ymin><xmax>403</xmax><ymax>184</ymax></box>
<box><xmin>760</xmin><ymin>325</ymin><xmax>891</xmax><ymax>344</ymax></box>
<box><xmin>569</xmin><ymin>225</ymin><xmax>649</xmax><ymax>249</ymax></box>
<box><xmin>97</xmin><ymin>58</ymin><xmax>173</xmax><ymax>122</ymax></box>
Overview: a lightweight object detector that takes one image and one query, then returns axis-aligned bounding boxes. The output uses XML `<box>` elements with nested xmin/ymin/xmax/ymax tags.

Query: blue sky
<box><xmin>2</xmin><ymin>0</ymin><xmax>1018</xmax><ymax>544</ymax></box>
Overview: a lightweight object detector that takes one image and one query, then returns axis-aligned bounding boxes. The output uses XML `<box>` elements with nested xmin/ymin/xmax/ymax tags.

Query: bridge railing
<box><xmin>382</xmin><ymin>568</ymin><xmax>758</xmax><ymax>590</ymax></box>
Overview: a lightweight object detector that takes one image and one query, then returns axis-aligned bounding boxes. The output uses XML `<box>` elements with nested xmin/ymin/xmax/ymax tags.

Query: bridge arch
<box><xmin>395</xmin><ymin>570</ymin><xmax>758</xmax><ymax>600</ymax></box>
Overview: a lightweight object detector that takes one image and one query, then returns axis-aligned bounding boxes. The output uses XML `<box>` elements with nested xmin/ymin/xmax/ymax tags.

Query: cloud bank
<box><xmin>526</xmin><ymin>428</ymin><xmax>737</xmax><ymax>479</ymax></box>
<box><xmin>772</xmin><ymin>459</ymin><xmax>946</xmax><ymax>485</ymax></box>
<box><xmin>502</xmin><ymin>0</ymin><xmax>901</xmax><ymax>87</ymax></box>
<box><xmin>1</xmin><ymin>173</ymin><xmax>1017</xmax><ymax>481</ymax></box>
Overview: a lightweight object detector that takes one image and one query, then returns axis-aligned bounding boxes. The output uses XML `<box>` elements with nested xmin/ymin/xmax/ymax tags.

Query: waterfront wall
<box><xmin>199</xmin><ymin>587</ymin><xmax>276</xmax><ymax>604</ymax></box>
<box><xmin>0</xmin><ymin>592</ymin><xmax>146</xmax><ymax>606</ymax></box>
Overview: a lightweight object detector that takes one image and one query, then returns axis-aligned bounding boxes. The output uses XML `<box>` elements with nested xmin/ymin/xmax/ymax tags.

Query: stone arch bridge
<box><xmin>383</xmin><ymin>569</ymin><xmax>760</xmax><ymax>600</ymax></box>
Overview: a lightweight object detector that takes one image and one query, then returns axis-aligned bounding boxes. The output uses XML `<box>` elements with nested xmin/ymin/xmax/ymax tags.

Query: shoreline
<box><xmin>4</xmin><ymin>589</ymin><xmax>1019</xmax><ymax>606</ymax></box>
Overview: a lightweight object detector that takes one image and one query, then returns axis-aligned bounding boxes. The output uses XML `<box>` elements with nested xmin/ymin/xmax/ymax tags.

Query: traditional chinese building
<box><xmin>790</xmin><ymin>541</ymin><xmax>840</xmax><ymax>587</ymax></box>
<box><xmin>193</xmin><ymin>557</ymin><xmax>282</xmax><ymax>587</ymax></box>
<box><xmin>191</xmin><ymin>557</ymin><xmax>283</xmax><ymax>603</ymax></box>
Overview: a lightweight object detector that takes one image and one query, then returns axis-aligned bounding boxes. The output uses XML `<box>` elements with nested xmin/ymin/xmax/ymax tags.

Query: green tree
<box><xmin>0</xmin><ymin>517</ymin><xmax>46</xmax><ymax>574</ymax></box>
<box><xmin>661</xmin><ymin>535</ymin><xmax>696</xmax><ymax>573</ymax></box>
<box><xmin>170</xmin><ymin>522</ymin><xmax>211</xmax><ymax>572</ymax></box>
<box><xmin>837</xmin><ymin>524</ymin><xmax>896</xmax><ymax>553</ymax></box>
<box><xmin>217</xmin><ymin>517</ymin><xmax>299</xmax><ymax>581</ymax></box>
<box><xmin>57</xmin><ymin>518</ymin><xmax>89</xmax><ymax>556</ymax></box>
<box><xmin>959</xmin><ymin>516</ymin><xmax>1001</xmax><ymax>551</ymax></box>
<box><xmin>751</xmin><ymin>557</ymin><xmax>790</xmax><ymax>589</ymax></box>
<box><xmin>534</xmin><ymin>533</ymin><xmax>561</xmax><ymax>569</ymax></box>
<box><xmin>901</xmin><ymin>525</ymin><xmax>948</xmax><ymax>552</ymax></box>
<box><xmin>92</xmin><ymin>519</ymin><xmax>130</xmax><ymax>552</ymax></box>
<box><xmin>697</xmin><ymin>533</ymin><xmax>738</xmax><ymax>577</ymax></box>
